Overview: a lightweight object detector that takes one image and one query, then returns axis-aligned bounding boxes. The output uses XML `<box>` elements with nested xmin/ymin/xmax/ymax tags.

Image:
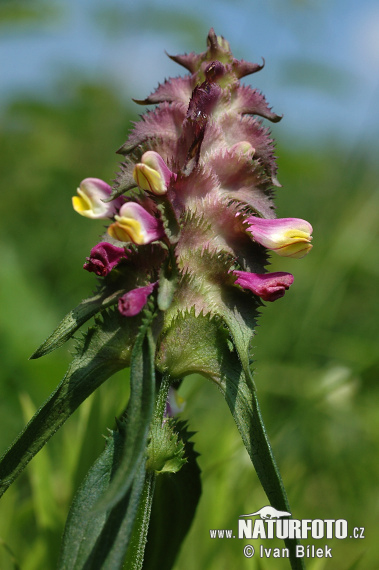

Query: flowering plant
<box><xmin>0</xmin><ymin>29</ymin><xmax>312</xmax><ymax>569</ymax></box>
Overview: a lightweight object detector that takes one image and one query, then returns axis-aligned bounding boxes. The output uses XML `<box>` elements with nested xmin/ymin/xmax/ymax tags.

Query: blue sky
<box><xmin>1</xmin><ymin>0</ymin><xmax>379</xmax><ymax>146</ymax></box>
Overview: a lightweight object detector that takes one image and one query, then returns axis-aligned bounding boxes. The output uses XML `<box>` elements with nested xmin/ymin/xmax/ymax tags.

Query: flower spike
<box><xmin>72</xmin><ymin>178</ymin><xmax>121</xmax><ymax>219</ymax></box>
<box><xmin>108</xmin><ymin>202</ymin><xmax>165</xmax><ymax>245</ymax></box>
<box><xmin>233</xmin><ymin>270</ymin><xmax>294</xmax><ymax>302</ymax></box>
<box><xmin>245</xmin><ymin>216</ymin><xmax>313</xmax><ymax>258</ymax></box>
<box><xmin>27</xmin><ymin>31</ymin><xmax>315</xmax><ymax>569</ymax></box>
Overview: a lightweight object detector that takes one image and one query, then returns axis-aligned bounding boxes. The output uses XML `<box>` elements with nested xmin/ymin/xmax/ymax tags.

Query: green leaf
<box><xmin>143</xmin><ymin>422</ymin><xmax>202</xmax><ymax>570</ymax></box>
<box><xmin>30</xmin><ymin>286</ymin><xmax>125</xmax><ymax>359</ymax></box>
<box><xmin>221</xmin><ymin>376</ymin><xmax>305</xmax><ymax>570</ymax></box>
<box><xmin>104</xmin><ymin>158</ymin><xmax>137</xmax><ymax>202</ymax></box>
<box><xmin>160</xmin><ymin>247</ymin><xmax>259</xmax><ymax>385</ymax></box>
<box><xmin>218</xmin><ymin>287</ymin><xmax>258</xmax><ymax>387</ymax></box>
<box><xmin>95</xmin><ymin>306</ymin><xmax>157</xmax><ymax>511</ymax></box>
<box><xmin>146</xmin><ymin>419</ymin><xmax>186</xmax><ymax>474</ymax></box>
<box><xmin>156</xmin><ymin>310</ymin><xmax>232</xmax><ymax>382</ymax></box>
<box><xmin>157</xmin><ymin>255</ymin><xmax>179</xmax><ymax>312</ymax></box>
<box><xmin>58</xmin><ymin>430</ymin><xmax>147</xmax><ymax>570</ymax></box>
<box><xmin>155</xmin><ymin>195</ymin><xmax>181</xmax><ymax>244</ymax></box>
<box><xmin>19</xmin><ymin>393</ymin><xmax>61</xmax><ymax>529</ymax></box>
<box><xmin>0</xmin><ymin>309</ymin><xmax>140</xmax><ymax>498</ymax></box>
<box><xmin>219</xmin><ymin>303</ymin><xmax>305</xmax><ymax>568</ymax></box>
<box><xmin>156</xmin><ymin>312</ymin><xmax>304</xmax><ymax>570</ymax></box>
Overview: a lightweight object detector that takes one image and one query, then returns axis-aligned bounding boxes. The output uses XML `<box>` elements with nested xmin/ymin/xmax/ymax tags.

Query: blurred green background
<box><xmin>1</xmin><ymin>1</ymin><xmax>378</xmax><ymax>569</ymax></box>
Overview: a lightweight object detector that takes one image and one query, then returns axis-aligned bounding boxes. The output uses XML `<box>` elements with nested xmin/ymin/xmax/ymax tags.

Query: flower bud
<box><xmin>230</xmin><ymin>141</ymin><xmax>255</xmax><ymax>157</ymax></box>
<box><xmin>233</xmin><ymin>270</ymin><xmax>294</xmax><ymax>302</ymax></box>
<box><xmin>133</xmin><ymin>151</ymin><xmax>175</xmax><ymax>195</ymax></box>
<box><xmin>72</xmin><ymin>178</ymin><xmax>119</xmax><ymax>219</ymax></box>
<box><xmin>108</xmin><ymin>202</ymin><xmax>165</xmax><ymax>245</ymax></box>
<box><xmin>245</xmin><ymin>216</ymin><xmax>313</xmax><ymax>259</ymax></box>
<box><xmin>118</xmin><ymin>282</ymin><xmax>157</xmax><ymax>317</ymax></box>
<box><xmin>83</xmin><ymin>242</ymin><xmax>127</xmax><ymax>276</ymax></box>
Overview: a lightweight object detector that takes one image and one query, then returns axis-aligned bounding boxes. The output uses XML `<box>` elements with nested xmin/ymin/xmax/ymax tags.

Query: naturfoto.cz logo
<box><xmin>238</xmin><ymin>507</ymin><xmax>348</xmax><ymax>540</ymax></box>
<box><xmin>209</xmin><ymin>505</ymin><xmax>365</xmax><ymax>560</ymax></box>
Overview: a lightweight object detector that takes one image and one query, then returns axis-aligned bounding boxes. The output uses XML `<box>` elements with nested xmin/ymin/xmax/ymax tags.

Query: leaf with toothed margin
<box><xmin>104</xmin><ymin>181</ymin><xmax>137</xmax><ymax>203</ymax></box>
<box><xmin>156</xmin><ymin>310</ymin><xmax>231</xmax><ymax>382</ymax></box>
<box><xmin>0</xmin><ymin>309</ymin><xmax>141</xmax><ymax>499</ymax></box>
<box><xmin>164</xmin><ymin>247</ymin><xmax>260</xmax><ymax>385</ymax></box>
<box><xmin>116</xmin><ymin>102</ymin><xmax>187</xmax><ymax>156</ymax></box>
<box><xmin>58</xmin><ymin>430</ymin><xmax>147</xmax><ymax>570</ymax></box>
<box><xmin>231</xmin><ymin>84</ymin><xmax>282</xmax><ymax>123</ymax></box>
<box><xmin>232</xmin><ymin>58</ymin><xmax>265</xmax><ymax>79</ymax></box>
<box><xmin>30</xmin><ymin>286</ymin><xmax>126</xmax><ymax>359</ymax></box>
<box><xmin>132</xmin><ymin>75</ymin><xmax>194</xmax><ymax>107</ymax></box>
<box><xmin>156</xmin><ymin>312</ymin><xmax>305</xmax><ymax>570</ymax></box>
<box><xmin>218</xmin><ymin>113</ymin><xmax>279</xmax><ymax>185</ymax></box>
<box><xmin>104</xmin><ymin>159</ymin><xmax>137</xmax><ymax>203</ymax></box>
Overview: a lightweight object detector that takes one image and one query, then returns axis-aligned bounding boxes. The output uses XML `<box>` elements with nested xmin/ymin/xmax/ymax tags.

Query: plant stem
<box><xmin>123</xmin><ymin>471</ymin><xmax>156</xmax><ymax>570</ymax></box>
<box><xmin>123</xmin><ymin>374</ymin><xmax>171</xmax><ymax>569</ymax></box>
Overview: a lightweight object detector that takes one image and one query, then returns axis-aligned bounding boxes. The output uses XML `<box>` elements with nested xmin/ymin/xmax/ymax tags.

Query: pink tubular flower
<box><xmin>233</xmin><ymin>270</ymin><xmax>294</xmax><ymax>302</ymax></box>
<box><xmin>83</xmin><ymin>242</ymin><xmax>127</xmax><ymax>276</ymax></box>
<box><xmin>118</xmin><ymin>282</ymin><xmax>157</xmax><ymax>317</ymax></box>
<box><xmin>108</xmin><ymin>202</ymin><xmax>165</xmax><ymax>245</ymax></box>
<box><xmin>245</xmin><ymin>216</ymin><xmax>313</xmax><ymax>259</ymax></box>
<box><xmin>72</xmin><ymin>178</ymin><xmax>122</xmax><ymax>219</ymax></box>
<box><xmin>133</xmin><ymin>151</ymin><xmax>176</xmax><ymax>195</ymax></box>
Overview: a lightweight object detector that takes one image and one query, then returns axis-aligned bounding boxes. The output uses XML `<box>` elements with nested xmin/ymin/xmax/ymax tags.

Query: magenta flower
<box><xmin>245</xmin><ymin>216</ymin><xmax>313</xmax><ymax>259</ymax></box>
<box><xmin>233</xmin><ymin>270</ymin><xmax>294</xmax><ymax>302</ymax></box>
<box><xmin>83</xmin><ymin>242</ymin><xmax>128</xmax><ymax>276</ymax></box>
<box><xmin>118</xmin><ymin>282</ymin><xmax>157</xmax><ymax>317</ymax></box>
<box><xmin>133</xmin><ymin>151</ymin><xmax>176</xmax><ymax>196</ymax></box>
<box><xmin>108</xmin><ymin>202</ymin><xmax>165</xmax><ymax>245</ymax></box>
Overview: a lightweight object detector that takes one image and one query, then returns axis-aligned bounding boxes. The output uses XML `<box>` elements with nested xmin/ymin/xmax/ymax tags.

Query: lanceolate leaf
<box><xmin>95</xmin><ymin>305</ymin><xmax>157</xmax><ymax>511</ymax></box>
<box><xmin>30</xmin><ymin>286</ymin><xmax>125</xmax><ymax>359</ymax></box>
<box><xmin>58</xmin><ymin>431</ymin><xmax>147</xmax><ymax>570</ymax></box>
<box><xmin>216</xmin><ymin>287</ymin><xmax>258</xmax><ymax>387</ymax></box>
<box><xmin>0</xmin><ymin>309</ymin><xmax>140</xmax><ymax>498</ymax></box>
<box><xmin>220</xmin><ymin>373</ymin><xmax>305</xmax><ymax>570</ymax></box>
<box><xmin>156</xmin><ymin>312</ymin><xmax>304</xmax><ymax>570</ymax></box>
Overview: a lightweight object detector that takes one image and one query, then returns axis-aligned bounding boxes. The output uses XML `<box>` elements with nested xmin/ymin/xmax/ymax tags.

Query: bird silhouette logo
<box><xmin>239</xmin><ymin>506</ymin><xmax>292</xmax><ymax>520</ymax></box>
